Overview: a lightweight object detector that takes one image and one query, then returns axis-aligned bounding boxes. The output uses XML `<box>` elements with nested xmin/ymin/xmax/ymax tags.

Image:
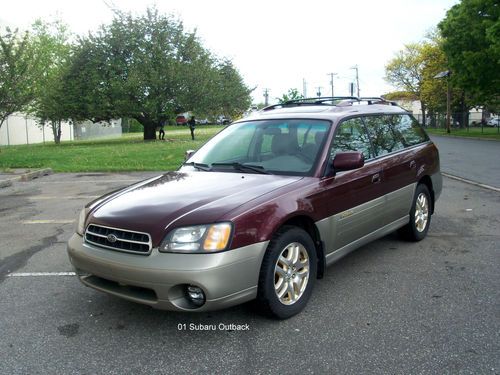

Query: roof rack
<box><xmin>359</xmin><ymin>97</ymin><xmax>399</xmax><ymax>106</ymax></box>
<box><xmin>262</xmin><ymin>96</ymin><xmax>358</xmax><ymax>111</ymax></box>
<box><xmin>262</xmin><ymin>96</ymin><xmax>399</xmax><ymax>111</ymax></box>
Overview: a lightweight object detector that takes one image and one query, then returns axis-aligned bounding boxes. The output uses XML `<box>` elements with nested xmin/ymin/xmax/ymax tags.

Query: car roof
<box><xmin>241</xmin><ymin>97</ymin><xmax>411</xmax><ymax>123</ymax></box>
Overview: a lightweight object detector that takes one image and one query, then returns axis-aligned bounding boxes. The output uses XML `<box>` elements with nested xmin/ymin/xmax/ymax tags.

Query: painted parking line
<box><xmin>7</xmin><ymin>272</ymin><xmax>76</xmax><ymax>277</ymax></box>
<box><xmin>34</xmin><ymin>179</ymin><xmax>144</xmax><ymax>184</ymax></box>
<box><xmin>29</xmin><ymin>196</ymin><xmax>100</xmax><ymax>200</ymax></box>
<box><xmin>22</xmin><ymin>220</ymin><xmax>75</xmax><ymax>224</ymax></box>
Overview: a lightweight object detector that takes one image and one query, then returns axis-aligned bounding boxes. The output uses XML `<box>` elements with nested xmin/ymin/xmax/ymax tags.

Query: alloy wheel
<box><xmin>274</xmin><ymin>242</ymin><xmax>310</xmax><ymax>305</ymax></box>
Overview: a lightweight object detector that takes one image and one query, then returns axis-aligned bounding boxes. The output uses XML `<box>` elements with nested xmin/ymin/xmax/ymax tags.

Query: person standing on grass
<box><xmin>158</xmin><ymin>121</ymin><xmax>165</xmax><ymax>140</ymax></box>
<box><xmin>188</xmin><ymin>116</ymin><xmax>196</xmax><ymax>140</ymax></box>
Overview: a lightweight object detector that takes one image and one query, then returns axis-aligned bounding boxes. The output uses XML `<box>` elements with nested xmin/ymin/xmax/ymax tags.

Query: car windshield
<box><xmin>186</xmin><ymin>119</ymin><xmax>331</xmax><ymax>176</ymax></box>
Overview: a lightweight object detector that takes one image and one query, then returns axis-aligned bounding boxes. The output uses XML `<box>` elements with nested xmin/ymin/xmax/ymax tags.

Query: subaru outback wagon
<box><xmin>68</xmin><ymin>97</ymin><xmax>442</xmax><ymax>319</ymax></box>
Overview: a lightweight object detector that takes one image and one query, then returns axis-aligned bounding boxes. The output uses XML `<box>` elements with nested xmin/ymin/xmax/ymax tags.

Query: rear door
<box><xmin>363</xmin><ymin>114</ymin><xmax>429</xmax><ymax>224</ymax></box>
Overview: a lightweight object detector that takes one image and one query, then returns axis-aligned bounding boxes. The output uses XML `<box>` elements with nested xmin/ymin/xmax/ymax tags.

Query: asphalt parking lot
<box><xmin>0</xmin><ymin>172</ymin><xmax>499</xmax><ymax>374</ymax></box>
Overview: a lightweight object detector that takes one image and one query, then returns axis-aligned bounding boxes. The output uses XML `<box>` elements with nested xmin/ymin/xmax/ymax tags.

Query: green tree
<box><xmin>30</xmin><ymin>20</ymin><xmax>73</xmax><ymax>143</ymax></box>
<box><xmin>64</xmin><ymin>8</ymin><xmax>251</xmax><ymax>140</ymax></box>
<box><xmin>439</xmin><ymin>0</ymin><xmax>500</xmax><ymax>109</ymax></box>
<box><xmin>385</xmin><ymin>43</ymin><xmax>430</xmax><ymax>125</ymax></box>
<box><xmin>0</xmin><ymin>28</ymin><xmax>38</xmax><ymax>131</ymax></box>
<box><xmin>419</xmin><ymin>41</ymin><xmax>448</xmax><ymax>114</ymax></box>
<box><xmin>209</xmin><ymin>59</ymin><xmax>252</xmax><ymax>118</ymax></box>
<box><xmin>277</xmin><ymin>88</ymin><xmax>304</xmax><ymax>104</ymax></box>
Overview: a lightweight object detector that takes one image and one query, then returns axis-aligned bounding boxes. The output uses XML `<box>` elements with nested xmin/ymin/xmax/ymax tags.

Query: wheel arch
<box><xmin>279</xmin><ymin>215</ymin><xmax>326</xmax><ymax>279</ymax></box>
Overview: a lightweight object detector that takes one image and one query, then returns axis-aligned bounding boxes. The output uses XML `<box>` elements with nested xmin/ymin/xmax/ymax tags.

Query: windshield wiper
<box><xmin>183</xmin><ymin>162</ymin><xmax>212</xmax><ymax>171</ymax></box>
<box><xmin>211</xmin><ymin>162</ymin><xmax>271</xmax><ymax>174</ymax></box>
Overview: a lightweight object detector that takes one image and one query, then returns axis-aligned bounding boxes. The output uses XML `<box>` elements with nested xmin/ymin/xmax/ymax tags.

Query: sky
<box><xmin>0</xmin><ymin>0</ymin><xmax>459</xmax><ymax>104</ymax></box>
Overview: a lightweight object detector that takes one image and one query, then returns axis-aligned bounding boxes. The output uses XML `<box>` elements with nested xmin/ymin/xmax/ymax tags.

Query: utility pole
<box><xmin>315</xmin><ymin>87</ymin><xmax>323</xmax><ymax>98</ymax></box>
<box><xmin>327</xmin><ymin>72</ymin><xmax>337</xmax><ymax>98</ymax></box>
<box><xmin>351</xmin><ymin>65</ymin><xmax>360</xmax><ymax>97</ymax></box>
<box><xmin>263</xmin><ymin>88</ymin><xmax>270</xmax><ymax>106</ymax></box>
<box><xmin>303</xmin><ymin>78</ymin><xmax>307</xmax><ymax>98</ymax></box>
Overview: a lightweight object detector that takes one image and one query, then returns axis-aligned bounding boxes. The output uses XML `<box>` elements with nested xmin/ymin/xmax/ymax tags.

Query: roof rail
<box><xmin>262</xmin><ymin>96</ymin><xmax>400</xmax><ymax>111</ymax></box>
<box><xmin>359</xmin><ymin>97</ymin><xmax>399</xmax><ymax>106</ymax></box>
<box><xmin>262</xmin><ymin>96</ymin><xmax>358</xmax><ymax>111</ymax></box>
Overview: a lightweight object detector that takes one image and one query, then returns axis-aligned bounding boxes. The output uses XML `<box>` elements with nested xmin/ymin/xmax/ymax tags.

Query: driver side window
<box><xmin>330</xmin><ymin>117</ymin><xmax>374</xmax><ymax>160</ymax></box>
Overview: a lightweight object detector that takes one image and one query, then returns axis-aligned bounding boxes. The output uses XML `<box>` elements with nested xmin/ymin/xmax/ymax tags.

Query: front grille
<box><xmin>85</xmin><ymin>224</ymin><xmax>152</xmax><ymax>254</ymax></box>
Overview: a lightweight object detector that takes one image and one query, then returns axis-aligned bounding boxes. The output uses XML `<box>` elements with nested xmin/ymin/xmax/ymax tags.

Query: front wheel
<box><xmin>257</xmin><ymin>226</ymin><xmax>317</xmax><ymax>319</ymax></box>
<box><xmin>399</xmin><ymin>184</ymin><xmax>432</xmax><ymax>241</ymax></box>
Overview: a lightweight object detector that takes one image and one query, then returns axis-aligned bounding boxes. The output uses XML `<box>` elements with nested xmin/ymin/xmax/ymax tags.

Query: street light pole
<box><xmin>434</xmin><ymin>70</ymin><xmax>452</xmax><ymax>134</ymax></box>
<box><xmin>446</xmin><ymin>78</ymin><xmax>451</xmax><ymax>134</ymax></box>
<box><xmin>316</xmin><ymin>87</ymin><xmax>322</xmax><ymax>98</ymax></box>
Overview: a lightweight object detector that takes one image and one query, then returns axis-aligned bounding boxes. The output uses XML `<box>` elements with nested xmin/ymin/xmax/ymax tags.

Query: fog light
<box><xmin>186</xmin><ymin>285</ymin><xmax>206</xmax><ymax>307</ymax></box>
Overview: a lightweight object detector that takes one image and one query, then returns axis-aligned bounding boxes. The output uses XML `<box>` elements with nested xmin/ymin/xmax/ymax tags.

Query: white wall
<box><xmin>0</xmin><ymin>114</ymin><xmax>74</xmax><ymax>146</ymax></box>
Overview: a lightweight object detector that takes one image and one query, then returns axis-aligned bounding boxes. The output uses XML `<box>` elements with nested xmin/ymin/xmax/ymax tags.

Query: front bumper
<box><xmin>67</xmin><ymin>233</ymin><xmax>268</xmax><ymax>311</ymax></box>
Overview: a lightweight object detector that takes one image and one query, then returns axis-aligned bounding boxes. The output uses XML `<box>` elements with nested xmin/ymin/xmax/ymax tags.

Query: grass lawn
<box><xmin>425</xmin><ymin>126</ymin><xmax>500</xmax><ymax>140</ymax></box>
<box><xmin>0</xmin><ymin>126</ymin><xmax>224</xmax><ymax>172</ymax></box>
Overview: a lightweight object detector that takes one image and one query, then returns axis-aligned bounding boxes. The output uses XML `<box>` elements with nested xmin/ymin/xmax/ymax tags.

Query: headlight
<box><xmin>160</xmin><ymin>223</ymin><xmax>232</xmax><ymax>253</ymax></box>
<box><xmin>76</xmin><ymin>208</ymin><xmax>87</xmax><ymax>236</ymax></box>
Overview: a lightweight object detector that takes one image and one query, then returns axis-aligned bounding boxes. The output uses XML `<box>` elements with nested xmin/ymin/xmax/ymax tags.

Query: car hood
<box><xmin>88</xmin><ymin>171</ymin><xmax>302</xmax><ymax>246</ymax></box>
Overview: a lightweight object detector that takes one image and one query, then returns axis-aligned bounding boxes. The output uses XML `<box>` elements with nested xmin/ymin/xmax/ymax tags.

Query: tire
<box><xmin>399</xmin><ymin>184</ymin><xmax>432</xmax><ymax>241</ymax></box>
<box><xmin>256</xmin><ymin>226</ymin><xmax>317</xmax><ymax>319</ymax></box>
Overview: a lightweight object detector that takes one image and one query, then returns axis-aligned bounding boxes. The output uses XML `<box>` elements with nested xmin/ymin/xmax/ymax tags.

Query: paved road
<box><xmin>430</xmin><ymin>135</ymin><xmax>500</xmax><ymax>188</ymax></box>
<box><xmin>0</xmin><ymin>173</ymin><xmax>499</xmax><ymax>374</ymax></box>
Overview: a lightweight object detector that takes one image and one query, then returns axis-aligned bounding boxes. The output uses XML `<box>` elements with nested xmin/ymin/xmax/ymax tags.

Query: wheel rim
<box><xmin>415</xmin><ymin>192</ymin><xmax>429</xmax><ymax>232</ymax></box>
<box><xmin>274</xmin><ymin>242</ymin><xmax>310</xmax><ymax>305</ymax></box>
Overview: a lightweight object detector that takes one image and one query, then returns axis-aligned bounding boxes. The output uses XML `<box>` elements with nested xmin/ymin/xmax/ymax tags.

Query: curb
<box><xmin>442</xmin><ymin>172</ymin><xmax>500</xmax><ymax>193</ymax></box>
<box><xmin>429</xmin><ymin>134</ymin><xmax>500</xmax><ymax>142</ymax></box>
<box><xmin>20</xmin><ymin>168</ymin><xmax>53</xmax><ymax>181</ymax></box>
<box><xmin>0</xmin><ymin>168</ymin><xmax>53</xmax><ymax>188</ymax></box>
<box><xmin>0</xmin><ymin>180</ymin><xmax>13</xmax><ymax>188</ymax></box>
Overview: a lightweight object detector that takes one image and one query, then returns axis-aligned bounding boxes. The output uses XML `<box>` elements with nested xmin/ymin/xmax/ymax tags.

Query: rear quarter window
<box><xmin>363</xmin><ymin>115</ymin><xmax>405</xmax><ymax>157</ymax></box>
<box><xmin>392</xmin><ymin>114</ymin><xmax>429</xmax><ymax>146</ymax></box>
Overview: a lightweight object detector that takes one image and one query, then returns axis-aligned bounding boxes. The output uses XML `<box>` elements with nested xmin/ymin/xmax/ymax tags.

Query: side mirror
<box><xmin>333</xmin><ymin>151</ymin><xmax>364</xmax><ymax>171</ymax></box>
<box><xmin>185</xmin><ymin>149</ymin><xmax>195</xmax><ymax>160</ymax></box>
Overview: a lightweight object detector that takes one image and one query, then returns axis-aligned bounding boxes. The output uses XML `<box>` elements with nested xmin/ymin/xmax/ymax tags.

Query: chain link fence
<box><xmin>414</xmin><ymin>112</ymin><xmax>500</xmax><ymax>134</ymax></box>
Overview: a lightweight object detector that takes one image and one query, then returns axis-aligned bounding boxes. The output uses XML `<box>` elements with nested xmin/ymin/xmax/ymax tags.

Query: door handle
<box><xmin>372</xmin><ymin>173</ymin><xmax>381</xmax><ymax>184</ymax></box>
<box><xmin>409</xmin><ymin>160</ymin><xmax>416</xmax><ymax>169</ymax></box>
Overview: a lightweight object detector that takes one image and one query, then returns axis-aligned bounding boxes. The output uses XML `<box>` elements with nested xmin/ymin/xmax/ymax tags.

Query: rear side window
<box><xmin>331</xmin><ymin>117</ymin><xmax>374</xmax><ymax>160</ymax></box>
<box><xmin>392</xmin><ymin>114</ymin><xmax>429</xmax><ymax>146</ymax></box>
<box><xmin>363</xmin><ymin>115</ymin><xmax>405</xmax><ymax>157</ymax></box>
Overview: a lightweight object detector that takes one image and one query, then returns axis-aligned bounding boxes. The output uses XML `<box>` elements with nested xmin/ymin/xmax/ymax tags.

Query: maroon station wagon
<box><xmin>67</xmin><ymin>97</ymin><xmax>442</xmax><ymax>319</ymax></box>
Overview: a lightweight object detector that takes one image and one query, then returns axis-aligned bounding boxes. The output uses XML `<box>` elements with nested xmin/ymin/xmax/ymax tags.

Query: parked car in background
<box><xmin>486</xmin><ymin>116</ymin><xmax>499</xmax><ymax>127</ymax></box>
<box><xmin>216</xmin><ymin>116</ymin><xmax>231</xmax><ymax>125</ymax></box>
<box><xmin>68</xmin><ymin>97</ymin><xmax>442</xmax><ymax>319</ymax></box>
<box><xmin>176</xmin><ymin>115</ymin><xmax>188</xmax><ymax>126</ymax></box>
<box><xmin>196</xmin><ymin>118</ymin><xmax>209</xmax><ymax>125</ymax></box>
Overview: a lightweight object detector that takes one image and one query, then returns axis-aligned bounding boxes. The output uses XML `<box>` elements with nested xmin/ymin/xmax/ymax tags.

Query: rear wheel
<box><xmin>399</xmin><ymin>184</ymin><xmax>431</xmax><ymax>241</ymax></box>
<box><xmin>257</xmin><ymin>226</ymin><xmax>317</xmax><ymax>319</ymax></box>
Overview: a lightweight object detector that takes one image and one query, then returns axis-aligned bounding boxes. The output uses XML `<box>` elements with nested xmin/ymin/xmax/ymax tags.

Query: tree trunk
<box><xmin>52</xmin><ymin>121</ymin><xmax>62</xmax><ymax>144</ymax></box>
<box><xmin>135</xmin><ymin>116</ymin><xmax>158</xmax><ymax>140</ymax></box>
<box><xmin>143</xmin><ymin>124</ymin><xmax>157</xmax><ymax>140</ymax></box>
<box><xmin>428</xmin><ymin>110</ymin><xmax>436</xmax><ymax>127</ymax></box>
<box><xmin>421</xmin><ymin>102</ymin><xmax>427</xmax><ymax>127</ymax></box>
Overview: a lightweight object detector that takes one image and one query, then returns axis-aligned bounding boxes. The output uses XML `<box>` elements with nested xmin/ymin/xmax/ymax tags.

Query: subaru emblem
<box><xmin>107</xmin><ymin>234</ymin><xmax>118</xmax><ymax>243</ymax></box>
